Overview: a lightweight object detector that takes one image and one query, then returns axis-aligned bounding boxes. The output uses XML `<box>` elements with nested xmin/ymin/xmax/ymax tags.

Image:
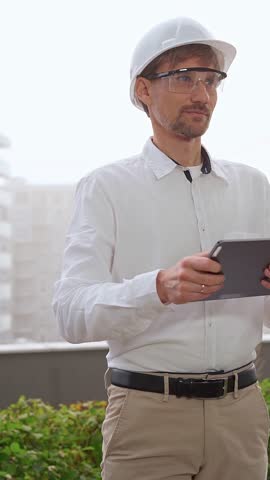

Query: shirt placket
<box><xmin>191</xmin><ymin>177</ymin><xmax>216</xmax><ymax>370</ymax></box>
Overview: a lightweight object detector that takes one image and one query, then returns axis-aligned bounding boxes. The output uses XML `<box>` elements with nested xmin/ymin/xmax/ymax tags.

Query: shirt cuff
<box><xmin>129</xmin><ymin>269</ymin><xmax>174</xmax><ymax>317</ymax></box>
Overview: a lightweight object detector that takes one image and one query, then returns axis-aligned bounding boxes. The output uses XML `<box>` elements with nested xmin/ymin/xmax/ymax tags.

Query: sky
<box><xmin>0</xmin><ymin>0</ymin><xmax>269</xmax><ymax>184</ymax></box>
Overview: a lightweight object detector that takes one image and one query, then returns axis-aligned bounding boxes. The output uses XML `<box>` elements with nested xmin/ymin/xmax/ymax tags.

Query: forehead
<box><xmin>158</xmin><ymin>56</ymin><xmax>217</xmax><ymax>73</ymax></box>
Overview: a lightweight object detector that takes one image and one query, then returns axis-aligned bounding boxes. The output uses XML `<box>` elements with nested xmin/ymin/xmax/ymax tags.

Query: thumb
<box><xmin>197</xmin><ymin>251</ymin><xmax>210</xmax><ymax>257</ymax></box>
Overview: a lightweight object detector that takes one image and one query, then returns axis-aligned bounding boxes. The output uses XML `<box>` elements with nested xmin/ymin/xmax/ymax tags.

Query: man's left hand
<box><xmin>261</xmin><ymin>265</ymin><xmax>270</xmax><ymax>289</ymax></box>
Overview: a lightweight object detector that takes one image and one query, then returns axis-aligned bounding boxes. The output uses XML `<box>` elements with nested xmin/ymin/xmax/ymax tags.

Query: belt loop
<box><xmin>233</xmin><ymin>371</ymin><xmax>239</xmax><ymax>399</ymax></box>
<box><xmin>163</xmin><ymin>374</ymin><xmax>169</xmax><ymax>402</ymax></box>
<box><xmin>104</xmin><ymin>368</ymin><xmax>112</xmax><ymax>391</ymax></box>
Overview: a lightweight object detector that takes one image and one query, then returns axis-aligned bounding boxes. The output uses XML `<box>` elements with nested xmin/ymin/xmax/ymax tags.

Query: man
<box><xmin>53</xmin><ymin>17</ymin><xmax>270</xmax><ymax>480</ymax></box>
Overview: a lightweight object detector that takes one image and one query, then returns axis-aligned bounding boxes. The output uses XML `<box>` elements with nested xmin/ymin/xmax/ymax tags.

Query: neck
<box><xmin>152</xmin><ymin>130</ymin><xmax>202</xmax><ymax>167</ymax></box>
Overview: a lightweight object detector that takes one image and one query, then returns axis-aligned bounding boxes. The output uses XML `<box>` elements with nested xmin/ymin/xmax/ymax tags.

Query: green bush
<box><xmin>0</xmin><ymin>396</ymin><xmax>106</xmax><ymax>480</ymax></box>
<box><xmin>0</xmin><ymin>382</ymin><xmax>270</xmax><ymax>479</ymax></box>
<box><xmin>261</xmin><ymin>378</ymin><xmax>270</xmax><ymax>407</ymax></box>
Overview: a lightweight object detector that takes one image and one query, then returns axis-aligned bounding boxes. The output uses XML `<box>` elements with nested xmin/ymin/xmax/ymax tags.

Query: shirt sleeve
<box><xmin>52</xmin><ymin>173</ymin><xmax>170</xmax><ymax>343</ymax></box>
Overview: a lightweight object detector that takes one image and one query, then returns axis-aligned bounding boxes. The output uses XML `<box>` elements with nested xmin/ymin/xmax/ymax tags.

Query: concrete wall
<box><xmin>0</xmin><ymin>340</ymin><xmax>270</xmax><ymax>409</ymax></box>
<box><xmin>0</xmin><ymin>345</ymin><xmax>108</xmax><ymax>408</ymax></box>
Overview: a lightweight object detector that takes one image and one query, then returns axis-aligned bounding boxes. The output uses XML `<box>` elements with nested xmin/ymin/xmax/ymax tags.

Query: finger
<box><xmin>261</xmin><ymin>279</ymin><xmax>270</xmax><ymax>290</ymax></box>
<box><xmin>180</xmin><ymin>281</ymin><xmax>224</xmax><ymax>294</ymax></box>
<box><xmin>179</xmin><ymin>288</ymin><xmax>223</xmax><ymax>303</ymax></box>
<box><xmin>182</xmin><ymin>269</ymin><xmax>225</xmax><ymax>286</ymax></box>
<box><xmin>264</xmin><ymin>267</ymin><xmax>270</xmax><ymax>279</ymax></box>
<box><xmin>183</xmin><ymin>255</ymin><xmax>222</xmax><ymax>274</ymax></box>
<box><xmin>200</xmin><ymin>283</ymin><xmax>224</xmax><ymax>294</ymax></box>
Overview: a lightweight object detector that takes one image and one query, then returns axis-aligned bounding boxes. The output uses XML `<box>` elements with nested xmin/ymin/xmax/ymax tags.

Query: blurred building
<box><xmin>7</xmin><ymin>175</ymin><xmax>270</xmax><ymax>344</ymax></box>
<box><xmin>10</xmin><ymin>181</ymin><xmax>75</xmax><ymax>342</ymax></box>
<box><xmin>0</xmin><ymin>135</ymin><xmax>12</xmax><ymax>341</ymax></box>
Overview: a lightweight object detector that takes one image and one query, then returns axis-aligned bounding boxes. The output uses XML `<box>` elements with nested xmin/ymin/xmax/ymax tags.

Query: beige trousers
<box><xmin>101</xmin><ymin>366</ymin><xmax>269</xmax><ymax>480</ymax></box>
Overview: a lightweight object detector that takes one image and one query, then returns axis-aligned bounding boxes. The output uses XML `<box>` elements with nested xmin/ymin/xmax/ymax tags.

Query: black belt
<box><xmin>111</xmin><ymin>365</ymin><xmax>257</xmax><ymax>399</ymax></box>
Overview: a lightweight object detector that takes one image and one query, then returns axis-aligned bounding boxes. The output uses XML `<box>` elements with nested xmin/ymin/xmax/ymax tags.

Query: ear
<box><xmin>135</xmin><ymin>77</ymin><xmax>152</xmax><ymax>108</ymax></box>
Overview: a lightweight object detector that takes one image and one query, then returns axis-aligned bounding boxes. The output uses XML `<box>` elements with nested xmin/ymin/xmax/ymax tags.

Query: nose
<box><xmin>190</xmin><ymin>80</ymin><xmax>210</xmax><ymax>103</ymax></box>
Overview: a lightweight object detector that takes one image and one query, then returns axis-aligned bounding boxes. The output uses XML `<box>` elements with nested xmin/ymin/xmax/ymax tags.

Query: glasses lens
<box><xmin>169</xmin><ymin>70</ymin><xmax>223</xmax><ymax>94</ymax></box>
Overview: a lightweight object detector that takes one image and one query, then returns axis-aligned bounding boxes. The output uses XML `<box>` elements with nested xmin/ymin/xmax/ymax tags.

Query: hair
<box><xmin>137</xmin><ymin>43</ymin><xmax>221</xmax><ymax>116</ymax></box>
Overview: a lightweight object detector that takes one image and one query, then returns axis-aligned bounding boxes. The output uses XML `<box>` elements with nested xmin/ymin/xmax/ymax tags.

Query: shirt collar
<box><xmin>143</xmin><ymin>138</ymin><xmax>176</xmax><ymax>179</ymax></box>
<box><xmin>143</xmin><ymin>138</ymin><xmax>229</xmax><ymax>183</ymax></box>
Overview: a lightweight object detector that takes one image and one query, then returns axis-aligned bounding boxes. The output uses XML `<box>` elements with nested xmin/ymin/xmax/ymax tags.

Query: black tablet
<box><xmin>206</xmin><ymin>238</ymin><xmax>270</xmax><ymax>301</ymax></box>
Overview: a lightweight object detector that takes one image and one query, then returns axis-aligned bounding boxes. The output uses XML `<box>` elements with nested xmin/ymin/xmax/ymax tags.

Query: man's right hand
<box><xmin>156</xmin><ymin>252</ymin><xmax>225</xmax><ymax>304</ymax></box>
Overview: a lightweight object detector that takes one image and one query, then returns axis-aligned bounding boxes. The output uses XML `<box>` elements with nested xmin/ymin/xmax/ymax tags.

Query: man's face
<box><xmin>148</xmin><ymin>56</ymin><xmax>218</xmax><ymax>139</ymax></box>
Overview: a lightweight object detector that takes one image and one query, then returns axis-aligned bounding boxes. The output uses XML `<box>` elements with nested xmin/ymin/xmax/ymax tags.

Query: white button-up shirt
<box><xmin>53</xmin><ymin>138</ymin><xmax>270</xmax><ymax>373</ymax></box>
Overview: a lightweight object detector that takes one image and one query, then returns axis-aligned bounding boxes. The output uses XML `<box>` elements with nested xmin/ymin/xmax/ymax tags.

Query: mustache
<box><xmin>181</xmin><ymin>104</ymin><xmax>211</xmax><ymax>116</ymax></box>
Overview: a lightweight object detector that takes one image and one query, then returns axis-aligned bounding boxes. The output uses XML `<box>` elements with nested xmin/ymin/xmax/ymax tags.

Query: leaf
<box><xmin>5</xmin><ymin>463</ymin><xmax>17</xmax><ymax>475</ymax></box>
<box><xmin>2</xmin><ymin>447</ymin><xmax>11</xmax><ymax>456</ymax></box>
<box><xmin>0</xmin><ymin>397</ymin><xmax>106</xmax><ymax>478</ymax></box>
<box><xmin>10</xmin><ymin>442</ymin><xmax>22</xmax><ymax>454</ymax></box>
<box><xmin>19</xmin><ymin>425</ymin><xmax>32</xmax><ymax>432</ymax></box>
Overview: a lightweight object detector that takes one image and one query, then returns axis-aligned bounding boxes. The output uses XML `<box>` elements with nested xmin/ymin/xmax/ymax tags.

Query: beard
<box><xmin>155</xmin><ymin>103</ymin><xmax>212</xmax><ymax>139</ymax></box>
<box><xmin>170</xmin><ymin>116</ymin><xmax>211</xmax><ymax>138</ymax></box>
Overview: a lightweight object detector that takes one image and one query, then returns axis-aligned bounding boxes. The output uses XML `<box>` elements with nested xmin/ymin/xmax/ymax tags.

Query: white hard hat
<box><xmin>130</xmin><ymin>17</ymin><xmax>237</xmax><ymax>110</ymax></box>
